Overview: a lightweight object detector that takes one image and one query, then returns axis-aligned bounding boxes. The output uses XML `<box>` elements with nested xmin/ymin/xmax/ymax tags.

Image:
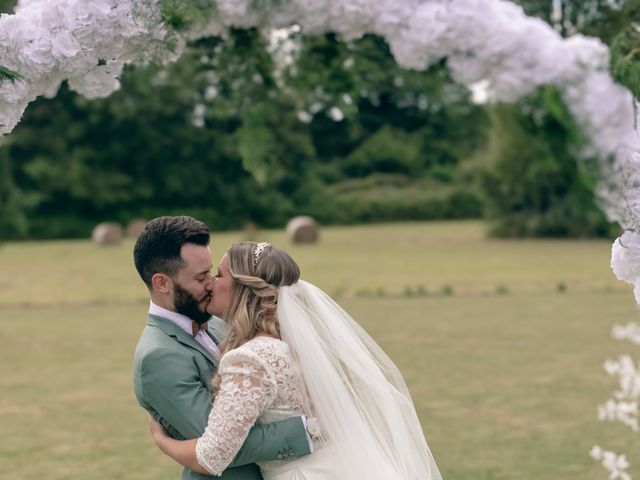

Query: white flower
<box><xmin>388</xmin><ymin>1</ymin><xmax>452</xmax><ymax>70</ymax></box>
<box><xmin>51</xmin><ymin>31</ymin><xmax>81</xmax><ymax>60</ymax></box>
<box><xmin>0</xmin><ymin>99</ymin><xmax>28</xmax><ymax>134</ymax></box>
<box><xmin>591</xmin><ymin>446</ymin><xmax>632</xmax><ymax>480</ymax></box>
<box><xmin>0</xmin><ymin>77</ymin><xmax>28</xmax><ymax>103</ymax></box>
<box><xmin>216</xmin><ymin>0</ymin><xmax>261</xmax><ymax>28</ymax></box>
<box><xmin>68</xmin><ymin>62</ymin><xmax>123</xmax><ymax>98</ymax></box>
<box><xmin>204</xmin><ymin>86</ymin><xmax>219</xmax><ymax>101</ymax></box>
<box><xmin>309</xmin><ymin>102</ymin><xmax>323</xmax><ymax>114</ymax></box>
<box><xmin>325</xmin><ymin>0</ymin><xmax>373</xmax><ymax>40</ymax></box>
<box><xmin>369</xmin><ymin>0</ymin><xmax>416</xmax><ymax>39</ymax></box>
<box><xmin>41</xmin><ymin>78</ymin><xmax>63</xmax><ymax>98</ymax></box>
<box><xmin>599</xmin><ymin>355</ymin><xmax>640</xmax><ymax>431</ymax></box>
<box><xmin>192</xmin><ymin>103</ymin><xmax>206</xmax><ymax>128</ymax></box>
<box><xmin>290</xmin><ymin>0</ymin><xmax>330</xmax><ymax>35</ymax></box>
<box><xmin>563</xmin><ymin>72</ymin><xmax>637</xmax><ymax>158</ymax></box>
<box><xmin>597</xmin><ymin>147</ymin><xmax>640</xmax><ymax>231</ymax></box>
<box><xmin>611</xmin><ymin>231</ymin><xmax>640</xmax><ymax>289</ymax></box>
<box><xmin>193</xmin><ymin>103</ymin><xmax>206</xmax><ymax>117</ymax></box>
<box><xmin>562</xmin><ymin>34</ymin><xmax>610</xmax><ymax>75</ymax></box>
<box><xmin>328</xmin><ymin>106</ymin><xmax>343</xmax><ymax>122</ymax></box>
<box><xmin>612</xmin><ymin>322</ymin><xmax>640</xmax><ymax>345</ymax></box>
<box><xmin>297</xmin><ymin>110</ymin><xmax>312</xmax><ymax>124</ymax></box>
<box><xmin>590</xmin><ymin>445</ymin><xmax>603</xmax><ymax>460</ymax></box>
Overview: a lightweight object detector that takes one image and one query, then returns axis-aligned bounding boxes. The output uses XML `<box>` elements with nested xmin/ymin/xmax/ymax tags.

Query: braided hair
<box><xmin>217</xmin><ymin>242</ymin><xmax>300</xmax><ymax>357</ymax></box>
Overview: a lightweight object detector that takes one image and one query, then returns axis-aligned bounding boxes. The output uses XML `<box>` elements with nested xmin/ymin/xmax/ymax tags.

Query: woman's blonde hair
<box><xmin>217</xmin><ymin>242</ymin><xmax>300</xmax><ymax>357</ymax></box>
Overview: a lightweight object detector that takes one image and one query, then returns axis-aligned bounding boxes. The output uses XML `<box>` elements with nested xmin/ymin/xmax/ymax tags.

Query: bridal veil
<box><xmin>276</xmin><ymin>280</ymin><xmax>442</xmax><ymax>480</ymax></box>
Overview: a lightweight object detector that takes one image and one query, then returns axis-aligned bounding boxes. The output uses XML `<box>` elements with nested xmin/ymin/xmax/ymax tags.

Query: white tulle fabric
<box><xmin>195</xmin><ymin>337</ymin><xmax>310</xmax><ymax>476</ymax></box>
<box><xmin>276</xmin><ymin>280</ymin><xmax>442</xmax><ymax>480</ymax></box>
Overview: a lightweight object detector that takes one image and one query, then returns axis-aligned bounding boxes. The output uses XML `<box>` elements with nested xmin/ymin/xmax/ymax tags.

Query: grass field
<box><xmin>1</xmin><ymin>220</ymin><xmax>639</xmax><ymax>479</ymax></box>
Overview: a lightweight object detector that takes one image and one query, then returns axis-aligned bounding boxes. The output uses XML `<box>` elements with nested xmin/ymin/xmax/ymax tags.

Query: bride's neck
<box><xmin>255</xmin><ymin>331</ymin><xmax>279</xmax><ymax>339</ymax></box>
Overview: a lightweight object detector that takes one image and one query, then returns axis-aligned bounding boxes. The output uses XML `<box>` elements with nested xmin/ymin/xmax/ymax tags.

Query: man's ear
<box><xmin>151</xmin><ymin>273</ymin><xmax>172</xmax><ymax>294</ymax></box>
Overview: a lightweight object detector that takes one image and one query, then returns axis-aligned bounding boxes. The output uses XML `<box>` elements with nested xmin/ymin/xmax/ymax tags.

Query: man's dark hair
<box><xmin>133</xmin><ymin>216</ymin><xmax>210</xmax><ymax>288</ymax></box>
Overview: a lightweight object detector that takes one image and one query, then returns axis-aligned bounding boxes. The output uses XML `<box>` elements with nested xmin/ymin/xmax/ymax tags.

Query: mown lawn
<box><xmin>0</xmin><ymin>221</ymin><xmax>638</xmax><ymax>479</ymax></box>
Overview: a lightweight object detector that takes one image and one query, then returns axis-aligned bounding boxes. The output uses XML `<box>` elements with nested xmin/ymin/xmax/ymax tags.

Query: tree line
<box><xmin>0</xmin><ymin>0</ymin><xmax>634</xmax><ymax>240</ymax></box>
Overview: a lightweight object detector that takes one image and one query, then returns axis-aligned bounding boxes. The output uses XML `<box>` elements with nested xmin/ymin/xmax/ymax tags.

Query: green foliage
<box><xmin>0</xmin><ymin>30</ymin><xmax>493</xmax><ymax>239</ymax></box>
<box><xmin>159</xmin><ymin>0</ymin><xmax>216</xmax><ymax>31</ymax></box>
<box><xmin>285</xmin><ymin>35</ymin><xmax>488</xmax><ymax>227</ymax></box>
<box><xmin>0</xmin><ymin>147</ymin><xmax>40</xmax><ymax>237</ymax></box>
<box><xmin>0</xmin><ymin>66</ymin><xmax>22</xmax><ymax>86</ymax></box>
<box><xmin>478</xmin><ymin>87</ymin><xmax>618</xmax><ymax>238</ymax></box>
<box><xmin>514</xmin><ymin>0</ymin><xmax>633</xmax><ymax>43</ymax></box>
<box><xmin>440</xmin><ymin>284</ymin><xmax>454</xmax><ymax>296</ymax></box>
<box><xmin>0</xmin><ymin>0</ymin><xmax>15</xmax><ymax>13</ymax></box>
<box><xmin>158</xmin><ymin>0</ymin><xmax>288</xmax><ymax>32</ymax></box>
<box><xmin>0</xmin><ymin>30</ymin><xmax>319</xmax><ymax>238</ymax></box>
<box><xmin>311</xmin><ymin>176</ymin><xmax>483</xmax><ymax>224</ymax></box>
<box><xmin>611</xmin><ymin>23</ymin><xmax>640</xmax><ymax>100</ymax></box>
<box><xmin>342</xmin><ymin>125</ymin><xmax>422</xmax><ymax>177</ymax></box>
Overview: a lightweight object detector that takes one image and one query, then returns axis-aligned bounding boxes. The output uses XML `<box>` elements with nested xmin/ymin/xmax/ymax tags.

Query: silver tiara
<box><xmin>254</xmin><ymin>242</ymin><xmax>271</xmax><ymax>265</ymax></box>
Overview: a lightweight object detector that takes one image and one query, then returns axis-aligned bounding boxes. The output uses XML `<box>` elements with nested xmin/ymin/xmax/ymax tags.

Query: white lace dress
<box><xmin>195</xmin><ymin>336</ymin><xmax>337</xmax><ymax>479</ymax></box>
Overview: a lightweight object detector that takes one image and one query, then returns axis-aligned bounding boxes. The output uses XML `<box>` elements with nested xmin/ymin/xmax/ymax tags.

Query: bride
<box><xmin>149</xmin><ymin>241</ymin><xmax>442</xmax><ymax>479</ymax></box>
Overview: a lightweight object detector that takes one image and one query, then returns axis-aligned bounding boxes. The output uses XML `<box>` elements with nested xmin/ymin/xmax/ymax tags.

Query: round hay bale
<box><xmin>286</xmin><ymin>216</ymin><xmax>319</xmax><ymax>244</ymax></box>
<box><xmin>92</xmin><ymin>223</ymin><xmax>123</xmax><ymax>246</ymax></box>
<box><xmin>126</xmin><ymin>218</ymin><xmax>148</xmax><ymax>239</ymax></box>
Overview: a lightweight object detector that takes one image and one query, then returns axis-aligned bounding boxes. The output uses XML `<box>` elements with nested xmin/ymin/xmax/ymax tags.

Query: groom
<box><xmin>132</xmin><ymin>216</ymin><xmax>311</xmax><ymax>479</ymax></box>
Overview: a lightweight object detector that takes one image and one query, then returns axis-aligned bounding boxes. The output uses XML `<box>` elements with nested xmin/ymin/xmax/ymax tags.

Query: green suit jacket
<box><xmin>133</xmin><ymin>313</ymin><xmax>311</xmax><ymax>480</ymax></box>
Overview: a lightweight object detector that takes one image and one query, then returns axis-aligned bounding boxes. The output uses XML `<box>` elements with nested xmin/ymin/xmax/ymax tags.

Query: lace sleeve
<box><xmin>195</xmin><ymin>347</ymin><xmax>277</xmax><ymax>476</ymax></box>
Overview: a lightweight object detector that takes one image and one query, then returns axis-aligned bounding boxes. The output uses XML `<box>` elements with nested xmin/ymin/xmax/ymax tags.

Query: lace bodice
<box><xmin>195</xmin><ymin>336</ymin><xmax>310</xmax><ymax>475</ymax></box>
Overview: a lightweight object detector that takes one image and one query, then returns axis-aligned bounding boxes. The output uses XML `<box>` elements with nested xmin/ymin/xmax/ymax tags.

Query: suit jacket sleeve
<box><xmin>140</xmin><ymin>347</ymin><xmax>212</xmax><ymax>439</ymax></box>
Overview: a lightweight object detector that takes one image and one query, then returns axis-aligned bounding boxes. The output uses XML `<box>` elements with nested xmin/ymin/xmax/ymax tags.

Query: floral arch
<box><xmin>1</xmin><ymin>0</ymin><xmax>639</xmax><ymax>477</ymax></box>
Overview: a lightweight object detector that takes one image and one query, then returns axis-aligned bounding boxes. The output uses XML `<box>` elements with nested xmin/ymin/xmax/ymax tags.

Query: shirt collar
<box><xmin>149</xmin><ymin>300</ymin><xmax>196</xmax><ymax>336</ymax></box>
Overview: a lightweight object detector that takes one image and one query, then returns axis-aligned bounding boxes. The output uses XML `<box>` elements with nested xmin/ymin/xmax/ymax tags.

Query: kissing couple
<box><xmin>133</xmin><ymin>216</ymin><xmax>442</xmax><ymax>479</ymax></box>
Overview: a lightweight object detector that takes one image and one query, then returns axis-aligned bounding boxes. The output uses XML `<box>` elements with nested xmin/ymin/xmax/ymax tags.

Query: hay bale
<box><xmin>126</xmin><ymin>218</ymin><xmax>148</xmax><ymax>239</ymax></box>
<box><xmin>286</xmin><ymin>216</ymin><xmax>319</xmax><ymax>244</ymax></box>
<box><xmin>92</xmin><ymin>223</ymin><xmax>123</xmax><ymax>246</ymax></box>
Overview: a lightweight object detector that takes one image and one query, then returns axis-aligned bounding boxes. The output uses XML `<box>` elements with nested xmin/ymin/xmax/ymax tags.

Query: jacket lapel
<box><xmin>147</xmin><ymin>314</ymin><xmax>218</xmax><ymax>366</ymax></box>
<box><xmin>206</xmin><ymin>315</ymin><xmax>228</xmax><ymax>345</ymax></box>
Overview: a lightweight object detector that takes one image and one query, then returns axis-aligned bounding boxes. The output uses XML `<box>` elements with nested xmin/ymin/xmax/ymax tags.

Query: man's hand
<box><xmin>148</xmin><ymin>414</ymin><xmax>171</xmax><ymax>450</ymax></box>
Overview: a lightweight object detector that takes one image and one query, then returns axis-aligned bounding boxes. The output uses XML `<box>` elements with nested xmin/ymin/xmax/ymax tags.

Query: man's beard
<box><xmin>173</xmin><ymin>282</ymin><xmax>210</xmax><ymax>324</ymax></box>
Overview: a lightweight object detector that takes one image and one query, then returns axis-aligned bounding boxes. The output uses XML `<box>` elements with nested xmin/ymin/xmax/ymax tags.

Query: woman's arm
<box><xmin>149</xmin><ymin>349</ymin><xmax>277</xmax><ymax>476</ymax></box>
<box><xmin>149</xmin><ymin>416</ymin><xmax>210</xmax><ymax>475</ymax></box>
